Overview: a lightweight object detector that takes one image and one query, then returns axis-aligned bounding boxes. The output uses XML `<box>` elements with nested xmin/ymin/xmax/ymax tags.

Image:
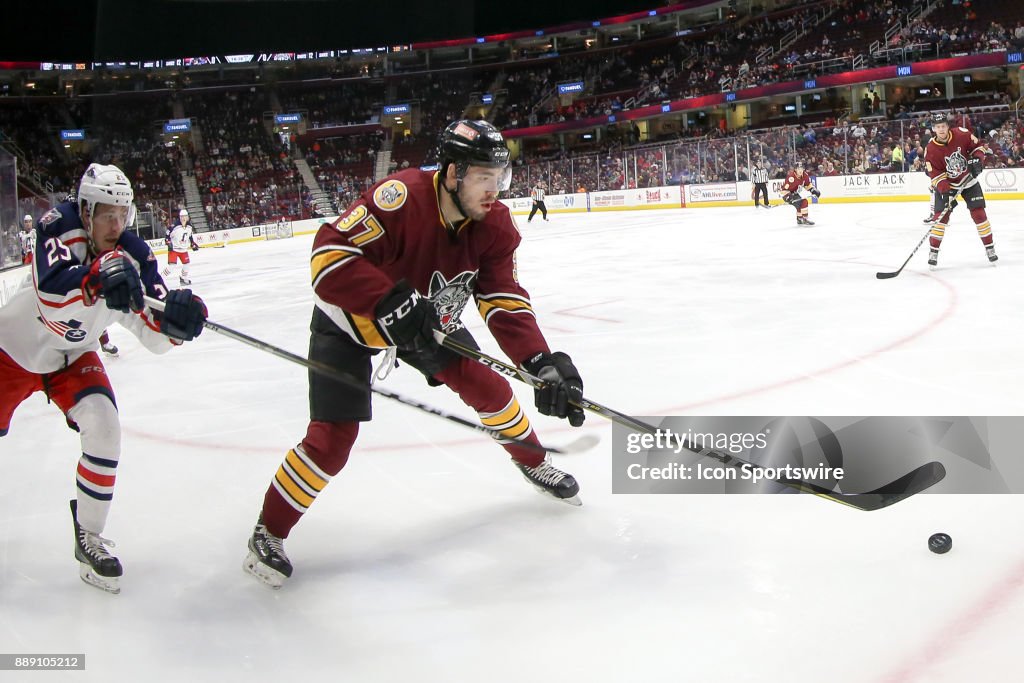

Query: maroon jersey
<box><xmin>781</xmin><ymin>170</ymin><xmax>813</xmax><ymax>194</ymax></box>
<box><xmin>924</xmin><ymin>126</ymin><xmax>983</xmax><ymax>193</ymax></box>
<box><xmin>310</xmin><ymin>168</ymin><xmax>549</xmax><ymax>365</ymax></box>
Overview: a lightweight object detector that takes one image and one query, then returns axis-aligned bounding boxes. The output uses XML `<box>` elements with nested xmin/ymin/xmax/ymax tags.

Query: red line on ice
<box><xmin>877</xmin><ymin>552</ymin><xmax>1024</xmax><ymax>683</ymax></box>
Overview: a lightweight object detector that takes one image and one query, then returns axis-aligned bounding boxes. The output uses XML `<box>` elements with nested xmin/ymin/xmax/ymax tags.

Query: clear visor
<box><xmin>461</xmin><ymin>166</ymin><xmax>512</xmax><ymax>193</ymax></box>
<box><xmin>89</xmin><ymin>202</ymin><xmax>137</xmax><ymax>233</ymax></box>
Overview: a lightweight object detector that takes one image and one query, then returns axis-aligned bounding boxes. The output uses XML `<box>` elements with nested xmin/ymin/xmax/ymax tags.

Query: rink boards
<box><xmin>501</xmin><ymin>168</ymin><xmax>1024</xmax><ymax>213</ymax></box>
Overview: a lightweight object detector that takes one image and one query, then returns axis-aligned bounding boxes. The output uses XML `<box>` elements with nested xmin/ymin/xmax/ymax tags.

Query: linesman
<box><xmin>751</xmin><ymin>161</ymin><xmax>770</xmax><ymax>208</ymax></box>
<box><xmin>528</xmin><ymin>183</ymin><xmax>549</xmax><ymax>222</ymax></box>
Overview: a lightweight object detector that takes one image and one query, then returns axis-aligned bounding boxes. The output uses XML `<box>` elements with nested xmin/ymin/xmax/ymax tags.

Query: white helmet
<box><xmin>23</xmin><ymin>214</ymin><xmax>33</xmax><ymax>222</ymax></box>
<box><xmin>78</xmin><ymin>163</ymin><xmax>136</xmax><ymax>231</ymax></box>
<box><xmin>179</xmin><ymin>209</ymin><xmax>189</xmax><ymax>220</ymax></box>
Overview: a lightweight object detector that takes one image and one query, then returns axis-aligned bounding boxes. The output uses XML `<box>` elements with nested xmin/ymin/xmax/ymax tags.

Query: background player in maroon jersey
<box><xmin>243</xmin><ymin>120</ymin><xmax>587</xmax><ymax>589</ymax></box>
<box><xmin>780</xmin><ymin>161</ymin><xmax>820</xmax><ymax>225</ymax></box>
<box><xmin>923</xmin><ymin>111</ymin><xmax>997</xmax><ymax>268</ymax></box>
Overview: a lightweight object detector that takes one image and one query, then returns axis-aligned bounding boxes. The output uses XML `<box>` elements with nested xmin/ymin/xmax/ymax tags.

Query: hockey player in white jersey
<box><xmin>19</xmin><ymin>214</ymin><xmax>36</xmax><ymax>264</ymax></box>
<box><xmin>0</xmin><ymin>164</ymin><xmax>208</xmax><ymax>594</ymax></box>
<box><xmin>162</xmin><ymin>209</ymin><xmax>199</xmax><ymax>285</ymax></box>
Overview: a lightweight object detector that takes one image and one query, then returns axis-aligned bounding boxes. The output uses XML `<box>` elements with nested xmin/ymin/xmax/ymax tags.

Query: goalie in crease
<box><xmin>243</xmin><ymin>120</ymin><xmax>588</xmax><ymax>590</ymax></box>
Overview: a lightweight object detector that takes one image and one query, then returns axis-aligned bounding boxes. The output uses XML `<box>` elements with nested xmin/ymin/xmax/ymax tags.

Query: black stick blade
<box><xmin>781</xmin><ymin>461</ymin><xmax>947</xmax><ymax>511</ymax></box>
<box><xmin>876</xmin><ymin>271</ymin><xmax>900</xmax><ymax>279</ymax></box>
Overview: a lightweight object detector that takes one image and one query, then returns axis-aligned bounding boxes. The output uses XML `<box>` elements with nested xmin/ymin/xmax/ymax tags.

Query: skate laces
<box><xmin>524</xmin><ymin>458</ymin><xmax>566</xmax><ymax>485</ymax></box>
<box><xmin>255</xmin><ymin>524</ymin><xmax>288</xmax><ymax>558</ymax></box>
<box><xmin>80</xmin><ymin>530</ymin><xmax>116</xmax><ymax>558</ymax></box>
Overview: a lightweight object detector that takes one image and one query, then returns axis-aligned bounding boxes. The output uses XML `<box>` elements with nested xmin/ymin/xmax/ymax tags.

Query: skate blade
<box><xmin>79</xmin><ymin>565</ymin><xmax>120</xmax><ymax>594</ymax></box>
<box><xmin>243</xmin><ymin>552</ymin><xmax>287</xmax><ymax>589</ymax></box>
<box><xmin>525</xmin><ymin>483</ymin><xmax>583</xmax><ymax>507</ymax></box>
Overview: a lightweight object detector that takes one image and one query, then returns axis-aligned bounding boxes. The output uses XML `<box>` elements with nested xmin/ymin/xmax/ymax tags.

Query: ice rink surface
<box><xmin>2</xmin><ymin>200</ymin><xmax>1023</xmax><ymax>681</ymax></box>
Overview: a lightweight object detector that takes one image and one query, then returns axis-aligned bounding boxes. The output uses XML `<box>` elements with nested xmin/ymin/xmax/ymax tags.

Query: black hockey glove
<box><xmin>160</xmin><ymin>289</ymin><xmax>208</xmax><ymax>342</ymax></box>
<box><xmin>82</xmin><ymin>250</ymin><xmax>144</xmax><ymax>313</ymax></box>
<box><xmin>375</xmin><ymin>280</ymin><xmax>442</xmax><ymax>355</ymax></box>
<box><xmin>523</xmin><ymin>351</ymin><xmax>585</xmax><ymax>427</ymax></box>
<box><xmin>810</xmin><ymin>188</ymin><xmax>821</xmax><ymax>198</ymax></box>
<box><xmin>967</xmin><ymin>156</ymin><xmax>983</xmax><ymax>178</ymax></box>
<box><xmin>190</xmin><ymin>239</ymin><xmax>200</xmax><ymax>252</ymax></box>
<box><xmin>783</xmin><ymin>192</ymin><xmax>800</xmax><ymax>206</ymax></box>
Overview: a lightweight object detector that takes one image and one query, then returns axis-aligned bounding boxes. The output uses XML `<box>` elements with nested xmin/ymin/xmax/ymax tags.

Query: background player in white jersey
<box><xmin>0</xmin><ymin>164</ymin><xmax>208</xmax><ymax>594</ymax></box>
<box><xmin>162</xmin><ymin>209</ymin><xmax>199</xmax><ymax>285</ymax></box>
<box><xmin>19</xmin><ymin>214</ymin><xmax>36</xmax><ymax>263</ymax></box>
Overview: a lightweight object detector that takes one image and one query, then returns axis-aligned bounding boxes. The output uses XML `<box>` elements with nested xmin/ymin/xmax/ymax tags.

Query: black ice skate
<box><xmin>922</xmin><ymin>214</ymin><xmax>937</xmax><ymax>224</ymax></box>
<box><xmin>928</xmin><ymin>248</ymin><xmax>939</xmax><ymax>269</ymax></box>
<box><xmin>797</xmin><ymin>216</ymin><xmax>815</xmax><ymax>226</ymax></box>
<box><xmin>243</xmin><ymin>517</ymin><xmax>293</xmax><ymax>589</ymax></box>
<box><xmin>69</xmin><ymin>499</ymin><xmax>122</xmax><ymax>594</ymax></box>
<box><xmin>986</xmin><ymin>246</ymin><xmax>998</xmax><ymax>263</ymax></box>
<box><xmin>515</xmin><ymin>456</ymin><xmax>581</xmax><ymax>506</ymax></box>
<box><xmin>100</xmin><ymin>341</ymin><xmax>119</xmax><ymax>356</ymax></box>
<box><xmin>179</xmin><ymin>277</ymin><xmax>192</xmax><ymax>286</ymax></box>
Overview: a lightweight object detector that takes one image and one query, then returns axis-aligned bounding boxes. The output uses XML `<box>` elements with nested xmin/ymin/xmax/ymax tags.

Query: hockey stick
<box><xmin>433</xmin><ymin>331</ymin><xmax>946</xmax><ymax>511</ymax></box>
<box><xmin>143</xmin><ymin>296</ymin><xmax>597</xmax><ymax>456</ymax></box>
<box><xmin>876</xmin><ymin>198</ymin><xmax>957</xmax><ymax>280</ymax></box>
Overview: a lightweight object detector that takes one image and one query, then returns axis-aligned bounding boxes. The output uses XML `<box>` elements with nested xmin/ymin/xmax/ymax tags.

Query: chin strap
<box><xmin>437</xmin><ymin>173</ymin><xmax>468</xmax><ymax>239</ymax></box>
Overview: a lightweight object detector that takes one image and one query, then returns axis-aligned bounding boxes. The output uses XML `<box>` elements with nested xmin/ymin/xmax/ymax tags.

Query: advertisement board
<box><xmin>980</xmin><ymin>168</ymin><xmax>1020</xmax><ymax>194</ymax></box>
<box><xmin>684</xmin><ymin>183</ymin><xmax>738</xmax><ymax>204</ymax></box>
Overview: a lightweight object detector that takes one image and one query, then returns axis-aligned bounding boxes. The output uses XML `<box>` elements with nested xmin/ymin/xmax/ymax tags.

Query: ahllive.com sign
<box><xmin>686</xmin><ymin>183</ymin><xmax>738</xmax><ymax>203</ymax></box>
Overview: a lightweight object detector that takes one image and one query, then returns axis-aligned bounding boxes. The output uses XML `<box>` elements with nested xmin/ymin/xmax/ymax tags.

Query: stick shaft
<box><xmin>145</xmin><ymin>296</ymin><xmax>572</xmax><ymax>454</ymax></box>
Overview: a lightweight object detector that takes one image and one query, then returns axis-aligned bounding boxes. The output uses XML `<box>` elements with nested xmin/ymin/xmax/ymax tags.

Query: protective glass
<box><xmin>461</xmin><ymin>166</ymin><xmax>512</xmax><ymax>192</ymax></box>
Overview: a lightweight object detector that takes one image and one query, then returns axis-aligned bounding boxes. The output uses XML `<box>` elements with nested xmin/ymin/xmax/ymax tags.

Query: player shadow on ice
<box><xmin>274</xmin><ymin>500</ymin><xmax>659</xmax><ymax>593</ymax></box>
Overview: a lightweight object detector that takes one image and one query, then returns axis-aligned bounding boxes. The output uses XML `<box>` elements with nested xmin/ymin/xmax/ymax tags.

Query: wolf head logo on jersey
<box><xmin>373</xmin><ymin>180</ymin><xmax>407</xmax><ymax>211</ymax></box>
<box><xmin>944</xmin><ymin>149</ymin><xmax>968</xmax><ymax>177</ymax></box>
<box><xmin>428</xmin><ymin>270</ymin><xmax>477</xmax><ymax>332</ymax></box>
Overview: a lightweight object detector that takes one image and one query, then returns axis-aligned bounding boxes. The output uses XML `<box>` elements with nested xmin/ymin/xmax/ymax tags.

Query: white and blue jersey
<box><xmin>0</xmin><ymin>201</ymin><xmax>178</xmax><ymax>373</ymax></box>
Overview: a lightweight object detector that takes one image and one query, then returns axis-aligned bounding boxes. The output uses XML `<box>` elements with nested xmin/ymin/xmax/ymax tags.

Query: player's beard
<box><xmin>458</xmin><ymin>189</ymin><xmax>494</xmax><ymax>222</ymax></box>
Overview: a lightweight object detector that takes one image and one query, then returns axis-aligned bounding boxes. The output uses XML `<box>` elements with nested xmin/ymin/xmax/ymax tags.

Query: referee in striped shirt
<box><xmin>528</xmin><ymin>183</ymin><xmax>549</xmax><ymax>222</ymax></box>
<box><xmin>751</xmin><ymin>161</ymin><xmax>770</xmax><ymax>208</ymax></box>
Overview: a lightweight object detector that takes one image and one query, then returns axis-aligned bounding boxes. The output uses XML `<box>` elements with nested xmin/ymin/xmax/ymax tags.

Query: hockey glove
<box><xmin>159</xmin><ymin>289</ymin><xmax>207</xmax><ymax>342</ymax></box>
<box><xmin>783</xmin><ymin>192</ymin><xmax>800</xmax><ymax>206</ymax></box>
<box><xmin>810</xmin><ymin>188</ymin><xmax>821</xmax><ymax>198</ymax></box>
<box><xmin>190</xmin><ymin>241</ymin><xmax>200</xmax><ymax>252</ymax></box>
<box><xmin>967</xmin><ymin>156</ymin><xmax>983</xmax><ymax>178</ymax></box>
<box><xmin>82</xmin><ymin>250</ymin><xmax>144</xmax><ymax>313</ymax></box>
<box><xmin>375</xmin><ymin>280</ymin><xmax>442</xmax><ymax>355</ymax></box>
<box><xmin>523</xmin><ymin>351</ymin><xmax>585</xmax><ymax>427</ymax></box>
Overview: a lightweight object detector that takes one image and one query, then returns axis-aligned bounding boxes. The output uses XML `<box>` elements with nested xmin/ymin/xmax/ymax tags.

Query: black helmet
<box><xmin>439</xmin><ymin>120</ymin><xmax>510</xmax><ymax>170</ymax></box>
<box><xmin>929</xmin><ymin>111</ymin><xmax>952</xmax><ymax>127</ymax></box>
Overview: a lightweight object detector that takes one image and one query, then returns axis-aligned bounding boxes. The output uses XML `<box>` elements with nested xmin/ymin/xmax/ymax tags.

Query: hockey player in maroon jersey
<box><xmin>243</xmin><ymin>120</ymin><xmax>587</xmax><ymax>589</ymax></box>
<box><xmin>923</xmin><ymin>111</ymin><xmax>997</xmax><ymax>268</ymax></box>
<box><xmin>0</xmin><ymin>164</ymin><xmax>208</xmax><ymax>593</ymax></box>
<box><xmin>780</xmin><ymin>161</ymin><xmax>820</xmax><ymax>225</ymax></box>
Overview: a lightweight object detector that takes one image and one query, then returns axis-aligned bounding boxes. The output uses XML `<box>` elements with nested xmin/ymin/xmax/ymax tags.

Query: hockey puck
<box><xmin>928</xmin><ymin>533</ymin><xmax>952</xmax><ymax>554</ymax></box>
